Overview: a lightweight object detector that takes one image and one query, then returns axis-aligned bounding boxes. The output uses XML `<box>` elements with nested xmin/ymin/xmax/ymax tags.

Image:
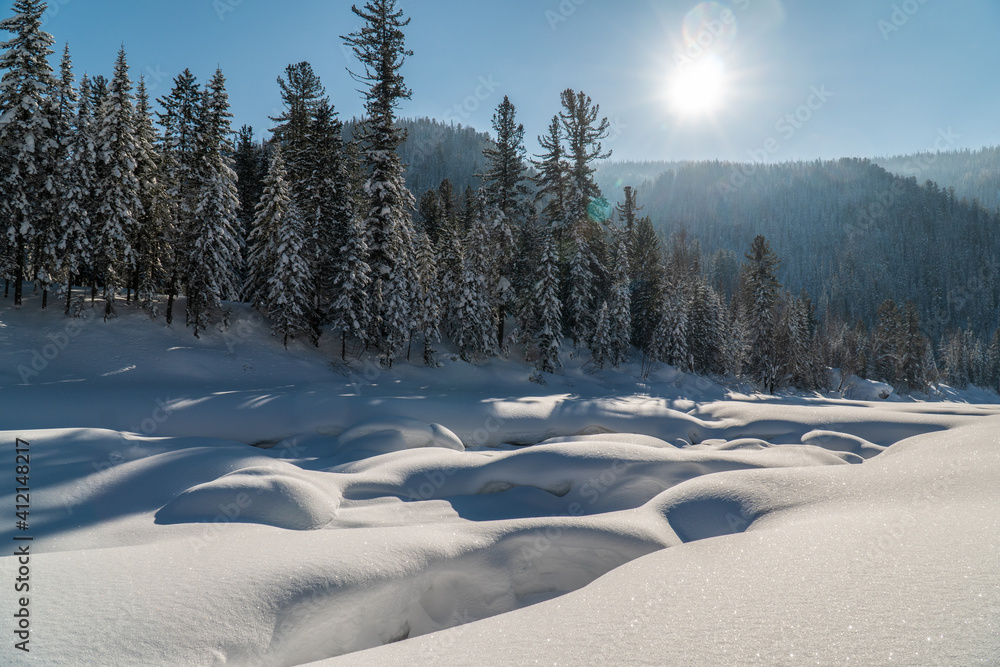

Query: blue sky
<box><xmin>28</xmin><ymin>0</ymin><xmax>1000</xmax><ymax>162</ymax></box>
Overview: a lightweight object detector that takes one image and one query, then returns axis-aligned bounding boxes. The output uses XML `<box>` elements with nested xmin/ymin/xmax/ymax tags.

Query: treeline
<box><xmin>0</xmin><ymin>0</ymin><xmax>995</xmax><ymax>395</ymax></box>
<box><xmin>875</xmin><ymin>145</ymin><xmax>1000</xmax><ymax>215</ymax></box>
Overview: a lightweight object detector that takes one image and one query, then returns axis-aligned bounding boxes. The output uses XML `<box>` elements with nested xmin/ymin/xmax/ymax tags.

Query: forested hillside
<box><xmin>346</xmin><ymin>117</ymin><xmax>492</xmax><ymax>196</ymax></box>
<box><xmin>875</xmin><ymin>146</ymin><xmax>1000</xmax><ymax>214</ymax></box>
<box><xmin>628</xmin><ymin>159</ymin><xmax>1000</xmax><ymax>340</ymax></box>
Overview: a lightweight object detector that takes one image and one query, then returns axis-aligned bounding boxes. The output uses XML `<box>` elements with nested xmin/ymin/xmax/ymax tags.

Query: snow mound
<box><xmin>156</xmin><ymin>464</ymin><xmax>340</xmax><ymax>530</ymax></box>
<box><xmin>539</xmin><ymin>432</ymin><xmax>680</xmax><ymax>449</ymax></box>
<box><xmin>842</xmin><ymin>376</ymin><xmax>895</xmax><ymax>400</ymax></box>
<box><xmin>336</xmin><ymin>416</ymin><xmax>466</xmax><ymax>456</ymax></box>
<box><xmin>801</xmin><ymin>428</ymin><xmax>886</xmax><ymax>458</ymax></box>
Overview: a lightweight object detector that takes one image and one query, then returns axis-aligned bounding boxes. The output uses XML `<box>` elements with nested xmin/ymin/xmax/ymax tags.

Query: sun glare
<box><xmin>669</xmin><ymin>58</ymin><xmax>727</xmax><ymax>118</ymax></box>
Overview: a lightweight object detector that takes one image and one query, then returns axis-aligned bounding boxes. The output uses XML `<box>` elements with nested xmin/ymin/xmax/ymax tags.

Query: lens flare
<box><xmin>681</xmin><ymin>1</ymin><xmax>738</xmax><ymax>57</ymax></box>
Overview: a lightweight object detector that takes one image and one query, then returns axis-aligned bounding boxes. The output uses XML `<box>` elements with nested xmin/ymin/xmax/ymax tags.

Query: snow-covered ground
<box><xmin>1</xmin><ymin>290</ymin><xmax>997</xmax><ymax>666</ymax></box>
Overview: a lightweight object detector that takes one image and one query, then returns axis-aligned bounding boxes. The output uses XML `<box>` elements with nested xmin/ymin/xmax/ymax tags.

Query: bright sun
<box><xmin>669</xmin><ymin>58</ymin><xmax>727</xmax><ymax>117</ymax></box>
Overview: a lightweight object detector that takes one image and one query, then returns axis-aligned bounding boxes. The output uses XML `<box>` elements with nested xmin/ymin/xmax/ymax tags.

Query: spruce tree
<box><xmin>94</xmin><ymin>47</ymin><xmax>142</xmax><ymax>319</ymax></box>
<box><xmin>413</xmin><ymin>230</ymin><xmax>441</xmax><ymax>365</ymax></box>
<box><xmin>481</xmin><ymin>99</ymin><xmax>528</xmax><ymax>346</ymax></box>
<box><xmin>300</xmin><ymin>97</ymin><xmax>353</xmax><ymax>345</ymax></box>
<box><xmin>185</xmin><ymin>69</ymin><xmax>241</xmax><ymax>337</ymax></box>
<box><xmin>738</xmin><ymin>235</ymin><xmax>781</xmax><ymax>392</ymax></box>
<box><xmin>156</xmin><ymin>69</ymin><xmax>201</xmax><ymax>324</ymax></box>
<box><xmin>269</xmin><ymin>61</ymin><xmax>326</xmax><ymax>187</ymax></box>
<box><xmin>132</xmin><ymin>76</ymin><xmax>170</xmax><ymax>311</ymax></box>
<box><xmin>872</xmin><ymin>299</ymin><xmax>903</xmax><ymax>386</ymax></box>
<box><xmin>35</xmin><ymin>42</ymin><xmax>76</xmax><ymax>309</ymax></box>
<box><xmin>532</xmin><ymin>115</ymin><xmax>569</xmax><ymax>233</ymax></box>
<box><xmin>233</xmin><ymin>125</ymin><xmax>266</xmax><ymax>290</ymax></box>
<box><xmin>329</xmin><ymin>199</ymin><xmax>372</xmax><ymax>361</ymax></box>
<box><xmin>591</xmin><ymin>301</ymin><xmax>612</xmax><ymax>369</ymax></box>
<box><xmin>343</xmin><ymin>0</ymin><xmax>417</xmax><ymax>365</ymax></box>
<box><xmin>247</xmin><ymin>146</ymin><xmax>311</xmax><ymax>346</ymax></box>
<box><xmin>483</xmin><ymin>95</ymin><xmax>530</xmax><ymax>220</ymax></box>
<box><xmin>454</xmin><ymin>209</ymin><xmax>495</xmax><ymax>361</ymax></box>
<box><xmin>532</xmin><ymin>228</ymin><xmax>562</xmax><ymax>374</ymax></box>
<box><xmin>0</xmin><ymin>0</ymin><xmax>56</xmax><ymax>307</ymax></box>
<box><xmin>56</xmin><ymin>62</ymin><xmax>96</xmax><ymax>314</ymax></box>
<box><xmin>629</xmin><ymin>214</ymin><xmax>664</xmax><ymax>350</ymax></box>
<box><xmin>900</xmin><ymin>300</ymin><xmax>928</xmax><ymax>392</ymax></box>
<box><xmin>607</xmin><ymin>236</ymin><xmax>632</xmax><ymax>367</ymax></box>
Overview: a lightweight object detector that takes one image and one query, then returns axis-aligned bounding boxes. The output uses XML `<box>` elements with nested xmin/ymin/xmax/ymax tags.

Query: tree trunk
<box><xmin>341</xmin><ymin>331</ymin><xmax>347</xmax><ymax>362</ymax></box>
<box><xmin>165</xmin><ymin>270</ymin><xmax>177</xmax><ymax>325</ymax></box>
<box><xmin>496</xmin><ymin>305</ymin><xmax>506</xmax><ymax>348</ymax></box>
<box><xmin>13</xmin><ymin>236</ymin><xmax>24</xmax><ymax>308</ymax></box>
<box><xmin>65</xmin><ymin>276</ymin><xmax>73</xmax><ymax>315</ymax></box>
<box><xmin>41</xmin><ymin>287</ymin><xmax>48</xmax><ymax>310</ymax></box>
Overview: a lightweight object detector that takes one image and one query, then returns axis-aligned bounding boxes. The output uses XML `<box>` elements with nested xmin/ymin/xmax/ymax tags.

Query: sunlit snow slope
<box><xmin>0</xmin><ymin>293</ymin><xmax>997</xmax><ymax>666</ymax></box>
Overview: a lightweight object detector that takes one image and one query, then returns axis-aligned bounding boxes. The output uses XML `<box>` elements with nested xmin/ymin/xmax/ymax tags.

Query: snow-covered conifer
<box><xmin>607</xmin><ymin>236</ymin><xmax>632</xmax><ymax>367</ymax></box>
<box><xmin>246</xmin><ymin>146</ymin><xmax>311</xmax><ymax>347</ymax></box>
<box><xmin>533</xmin><ymin>228</ymin><xmax>562</xmax><ymax>373</ymax></box>
<box><xmin>185</xmin><ymin>69</ymin><xmax>241</xmax><ymax>336</ymax></box>
<box><xmin>0</xmin><ymin>0</ymin><xmax>56</xmax><ymax>306</ymax></box>
<box><xmin>94</xmin><ymin>47</ymin><xmax>142</xmax><ymax>319</ymax></box>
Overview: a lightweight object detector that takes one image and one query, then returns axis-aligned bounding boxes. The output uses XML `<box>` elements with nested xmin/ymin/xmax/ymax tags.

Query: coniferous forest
<box><xmin>3</xmin><ymin>0</ymin><xmax>1000</xmax><ymax>396</ymax></box>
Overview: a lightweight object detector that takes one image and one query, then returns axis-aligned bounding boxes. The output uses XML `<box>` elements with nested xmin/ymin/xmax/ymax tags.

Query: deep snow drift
<box><xmin>1</xmin><ymin>292</ymin><xmax>998</xmax><ymax>666</ymax></box>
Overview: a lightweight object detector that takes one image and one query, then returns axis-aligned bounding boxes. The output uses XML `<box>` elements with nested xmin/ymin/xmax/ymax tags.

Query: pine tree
<box><xmin>269</xmin><ymin>61</ymin><xmax>326</xmax><ymax>187</ymax></box>
<box><xmin>629</xmin><ymin>214</ymin><xmax>664</xmax><ymax>350</ymax></box>
<box><xmin>300</xmin><ymin>97</ymin><xmax>353</xmax><ymax>345</ymax></box>
<box><xmin>566</xmin><ymin>228</ymin><xmax>596</xmax><ymax>348</ymax></box>
<box><xmin>656</xmin><ymin>280</ymin><xmax>692</xmax><ymax>371</ymax></box>
<box><xmin>738</xmin><ymin>235</ymin><xmax>781</xmax><ymax>392</ymax></box>
<box><xmin>343</xmin><ymin>0</ymin><xmax>417</xmax><ymax>365</ymax></box>
<box><xmin>437</xmin><ymin>221</ymin><xmax>464</xmax><ymax>341</ymax></box>
<box><xmin>591</xmin><ymin>301</ymin><xmax>612</xmax><ymax>369</ymax></box>
<box><xmin>900</xmin><ymin>300</ymin><xmax>928</xmax><ymax>392</ymax></box>
<box><xmin>156</xmin><ymin>68</ymin><xmax>201</xmax><ymax>324</ymax></box>
<box><xmin>607</xmin><ymin>236</ymin><xmax>632</xmax><ymax>367</ymax></box>
<box><xmin>482</xmin><ymin>95</ymin><xmax>530</xmax><ymax>221</ymax></box>
<box><xmin>0</xmin><ymin>0</ymin><xmax>56</xmax><ymax>307</ymax></box>
<box><xmin>132</xmin><ymin>75</ymin><xmax>170</xmax><ymax>312</ymax></box>
<box><xmin>532</xmin><ymin>115</ymin><xmax>569</xmax><ymax>233</ymax></box>
<box><xmin>246</xmin><ymin>146</ymin><xmax>310</xmax><ymax>346</ymax></box>
<box><xmin>688</xmin><ymin>278</ymin><xmax>725</xmax><ymax>375</ymax></box>
<box><xmin>56</xmin><ymin>63</ymin><xmax>95</xmax><ymax>314</ymax></box>
<box><xmin>329</xmin><ymin>200</ymin><xmax>372</xmax><ymax>361</ymax></box>
<box><xmin>413</xmin><ymin>230</ymin><xmax>441</xmax><ymax>365</ymax></box>
<box><xmin>35</xmin><ymin>42</ymin><xmax>75</xmax><ymax>309</ymax></box>
<box><xmin>872</xmin><ymin>299</ymin><xmax>903</xmax><ymax>386</ymax></box>
<box><xmin>94</xmin><ymin>47</ymin><xmax>142</xmax><ymax>319</ymax></box>
<box><xmin>481</xmin><ymin>99</ymin><xmax>527</xmax><ymax>347</ymax></box>
<box><xmin>454</xmin><ymin>209</ymin><xmax>495</xmax><ymax>361</ymax></box>
<box><xmin>533</xmin><ymin>228</ymin><xmax>562</xmax><ymax>374</ymax></box>
<box><xmin>560</xmin><ymin>89</ymin><xmax>611</xmax><ymax>228</ymax></box>
<box><xmin>185</xmin><ymin>69</ymin><xmax>241</xmax><ymax>337</ymax></box>
<box><xmin>233</xmin><ymin>125</ymin><xmax>265</xmax><ymax>290</ymax></box>
<box><xmin>615</xmin><ymin>186</ymin><xmax>642</xmax><ymax>241</ymax></box>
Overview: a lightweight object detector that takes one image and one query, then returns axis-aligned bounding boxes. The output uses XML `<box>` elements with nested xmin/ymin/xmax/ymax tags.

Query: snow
<box><xmin>1</xmin><ymin>288</ymin><xmax>998</xmax><ymax>666</ymax></box>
